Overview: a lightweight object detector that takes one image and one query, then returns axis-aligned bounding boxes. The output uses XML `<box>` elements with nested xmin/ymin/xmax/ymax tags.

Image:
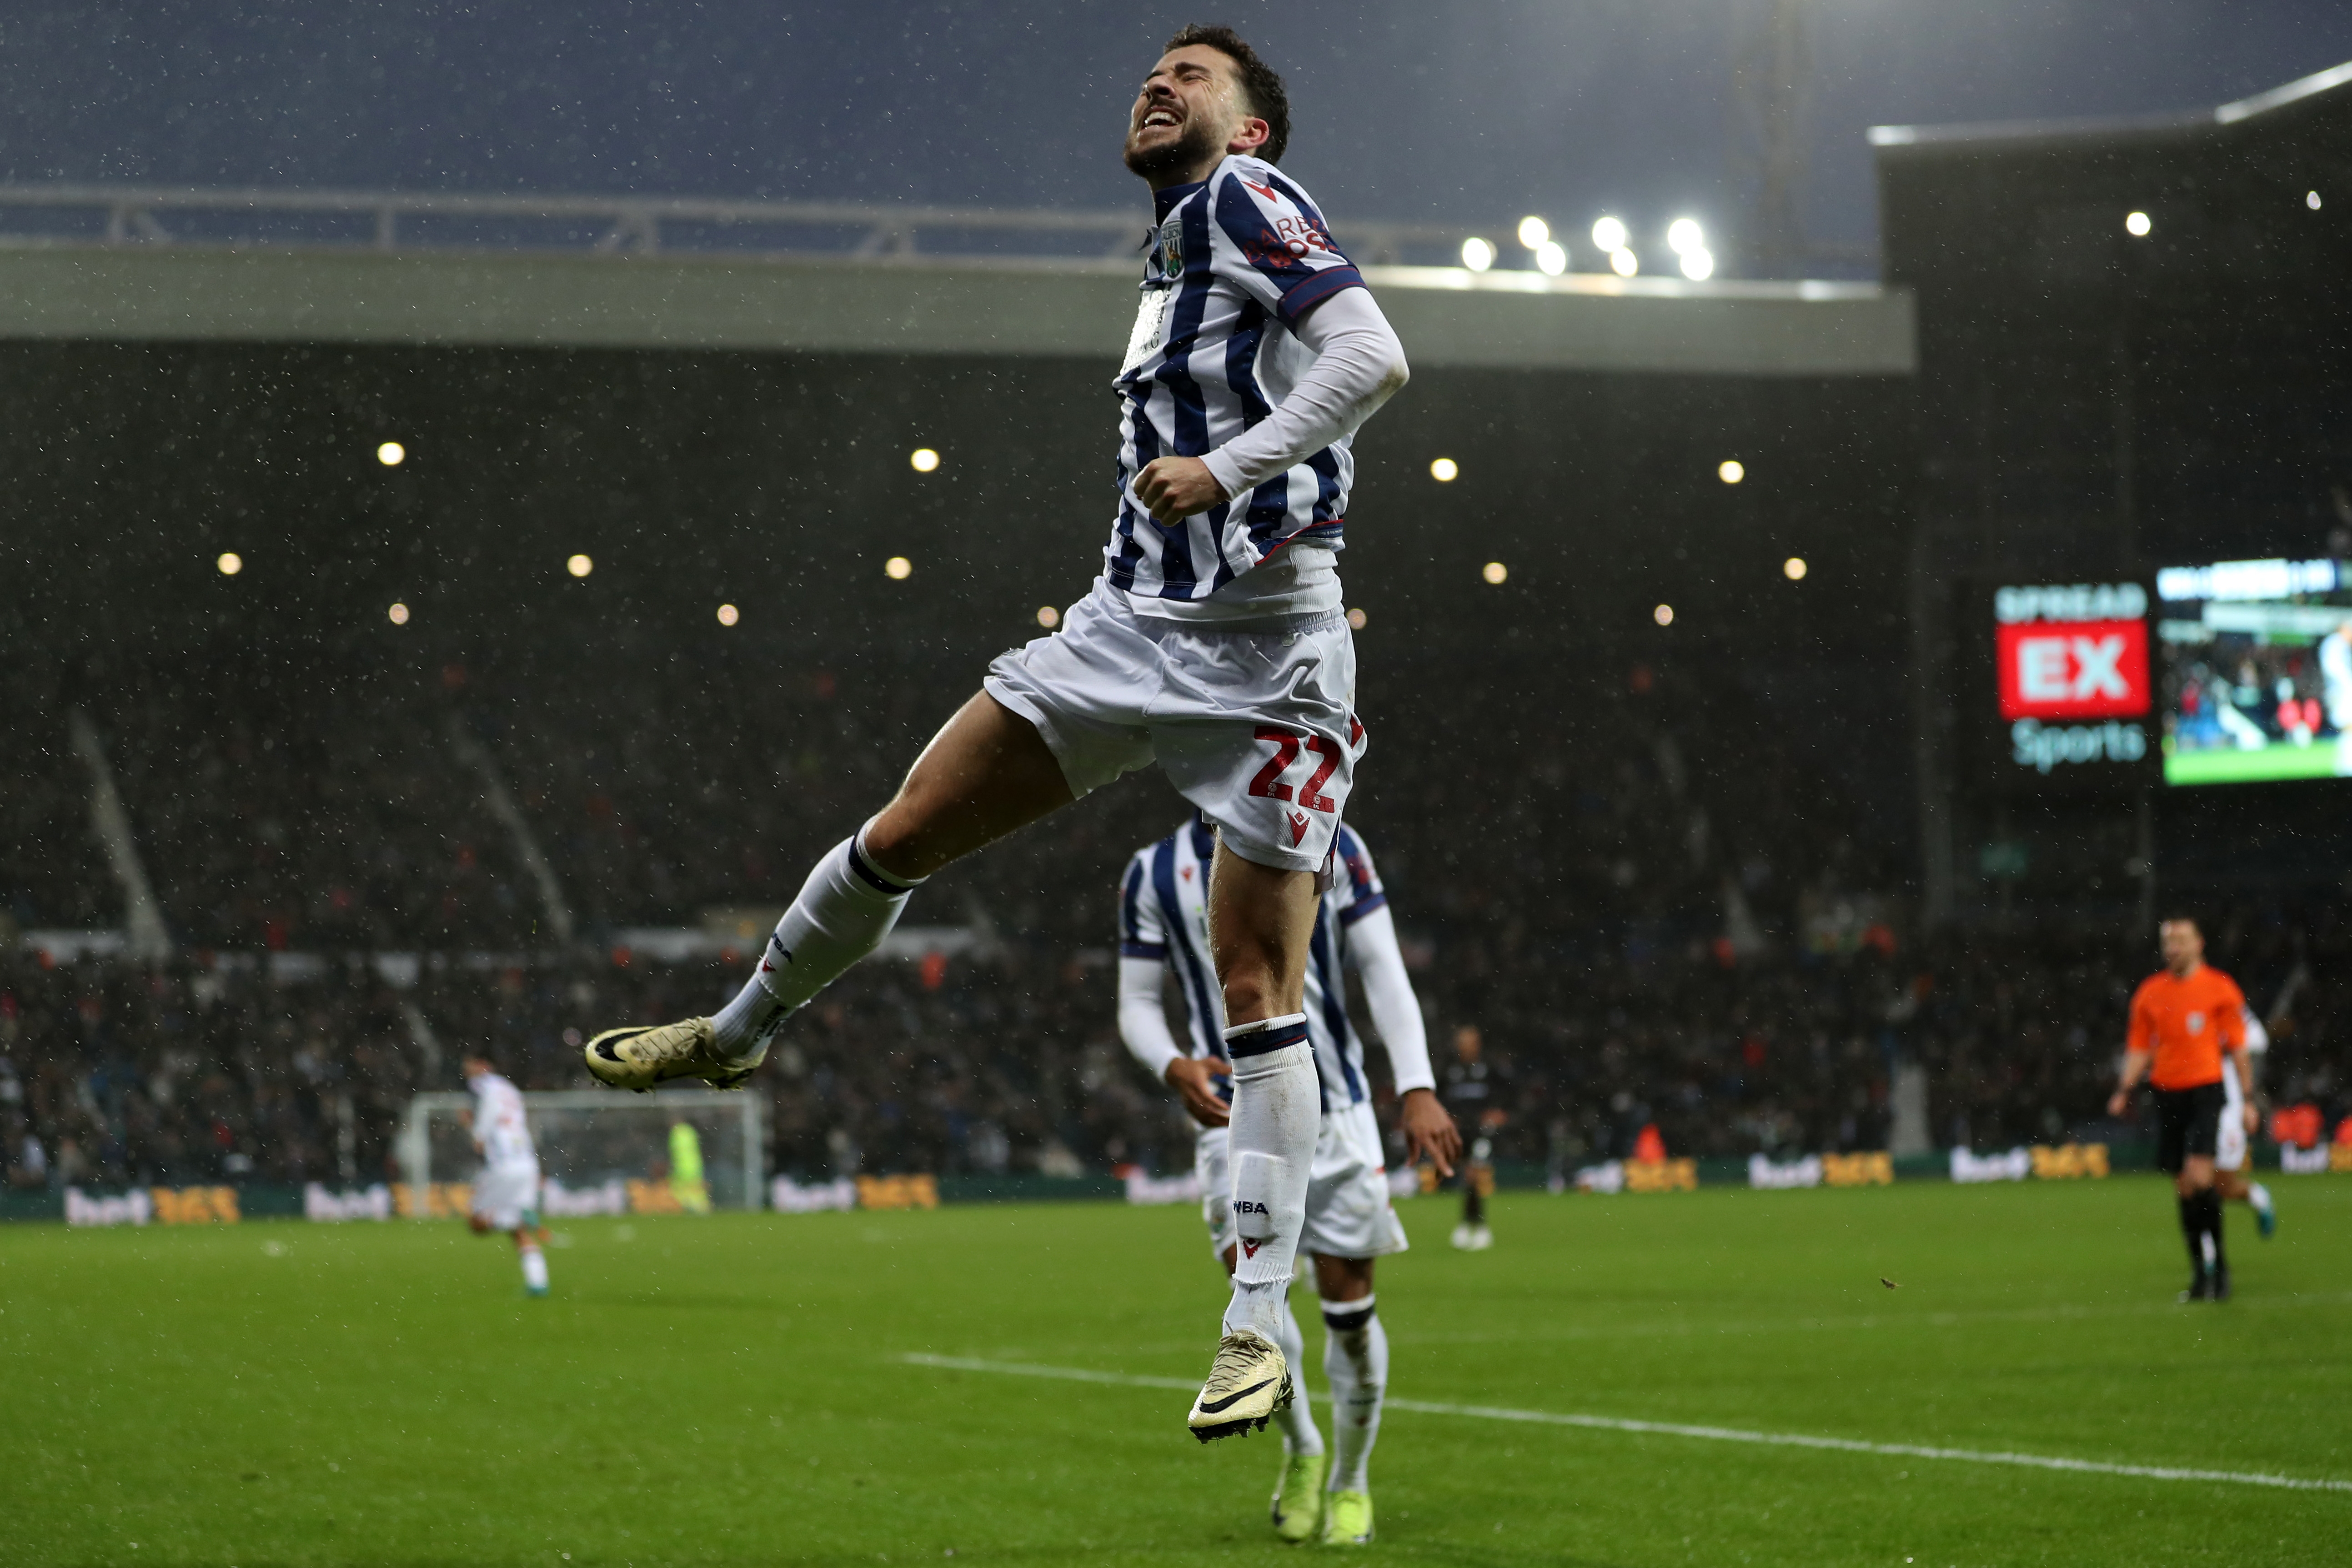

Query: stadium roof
<box><xmin>0</xmin><ymin>184</ymin><xmax>1913</xmax><ymax>377</ymax></box>
<box><xmin>1869</xmin><ymin>56</ymin><xmax>2352</xmax><ymax>154</ymax></box>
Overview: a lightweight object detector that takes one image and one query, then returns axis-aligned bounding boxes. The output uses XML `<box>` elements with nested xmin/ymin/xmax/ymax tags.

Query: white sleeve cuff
<box><xmin>1200</xmin><ymin>446</ymin><xmax>1247</xmax><ymax>503</ymax></box>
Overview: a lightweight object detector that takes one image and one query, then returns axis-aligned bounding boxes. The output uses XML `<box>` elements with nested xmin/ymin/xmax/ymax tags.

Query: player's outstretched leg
<box><xmin>586</xmin><ymin>823</ymin><xmax>923</xmax><ymax>1090</ymax></box>
<box><xmin>1319</xmin><ymin>1292</ymin><xmax>1386</xmax><ymax>1545</ymax></box>
<box><xmin>584</xmin><ymin>694</ymin><xmax>1070</xmax><ymax>1092</ymax></box>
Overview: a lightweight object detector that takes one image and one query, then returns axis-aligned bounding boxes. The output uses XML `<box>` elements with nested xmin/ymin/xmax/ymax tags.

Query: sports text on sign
<box><xmin>1997</xmin><ymin>620</ymin><xmax>2150</xmax><ymax>721</ymax></box>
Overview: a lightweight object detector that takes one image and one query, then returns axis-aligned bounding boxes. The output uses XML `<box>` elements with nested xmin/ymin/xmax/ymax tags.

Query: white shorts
<box><xmin>985</xmin><ymin>581</ymin><xmax>1363</xmax><ymax>872</ymax></box>
<box><xmin>1197</xmin><ymin>1100</ymin><xmax>1408</xmax><ymax>1262</ymax></box>
<box><xmin>2217</xmin><ymin>1078</ymin><xmax>2248</xmax><ymax>1172</ymax></box>
<box><xmin>472</xmin><ymin>1163</ymin><xmax>542</xmax><ymax>1231</ymax></box>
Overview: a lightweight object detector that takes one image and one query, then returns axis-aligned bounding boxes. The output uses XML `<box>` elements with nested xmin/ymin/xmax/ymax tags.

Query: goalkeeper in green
<box><xmin>669</xmin><ymin>1119</ymin><xmax>712</xmax><ymax>1214</ymax></box>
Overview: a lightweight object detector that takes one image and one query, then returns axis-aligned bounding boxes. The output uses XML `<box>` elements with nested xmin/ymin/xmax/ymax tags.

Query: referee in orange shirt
<box><xmin>2107</xmin><ymin>917</ymin><xmax>2256</xmax><ymax>1302</ymax></box>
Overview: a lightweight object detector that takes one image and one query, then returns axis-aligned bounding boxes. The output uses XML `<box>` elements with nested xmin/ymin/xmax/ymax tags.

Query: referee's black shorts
<box><xmin>2153</xmin><ymin>1082</ymin><xmax>2226</xmax><ymax>1174</ymax></box>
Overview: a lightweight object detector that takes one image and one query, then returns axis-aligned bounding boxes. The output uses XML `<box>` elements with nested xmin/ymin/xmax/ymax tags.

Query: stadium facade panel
<box><xmin>0</xmin><ymin>245</ymin><xmax>1913</xmax><ymax>377</ymax></box>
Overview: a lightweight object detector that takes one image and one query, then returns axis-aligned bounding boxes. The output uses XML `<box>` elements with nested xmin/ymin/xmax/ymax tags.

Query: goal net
<box><xmin>395</xmin><ymin>1089</ymin><xmax>767</xmax><ymax>1215</ymax></box>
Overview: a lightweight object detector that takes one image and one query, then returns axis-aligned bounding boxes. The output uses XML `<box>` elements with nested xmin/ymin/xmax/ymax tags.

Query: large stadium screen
<box><xmin>1990</xmin><ymin>581</ymin><xmax>2153</xmax><ymax>777</ymax></box>
<box><xmin>2155</xmin><ymin>557</ymin><xmax>2352</xmax><ymax>787</ymax></box>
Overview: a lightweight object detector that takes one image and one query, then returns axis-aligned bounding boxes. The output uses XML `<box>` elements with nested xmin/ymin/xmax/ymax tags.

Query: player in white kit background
<box><xmin>1119</xmin><ymin>817</ymin><xmax>1457</xmax><ymax>1544</ymax></box>
<box><xmin>581</xmin><ymin>25</ymin><xmax>1410</xmax><ymax>1442</ymax></box>
<box><xmin>2215</xmin><ymin>1005</ymin><xmax>2277</xmax><ymax>1237</ymax></box>
<box><xmin>463</xmin><ymin>1054</ymin><xmax>550</xmax><ymax>1297</ymax></box>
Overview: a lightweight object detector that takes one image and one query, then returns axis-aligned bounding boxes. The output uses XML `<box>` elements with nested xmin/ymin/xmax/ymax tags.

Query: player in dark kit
<box><xmin>1441</xmin><ymin>1025</ymin><xmax>1501</xmax><ymax>1249</ymax></box>
<box><xmin>2108</xmin><ymin>918</ymin><xmax>2255</xmax><ymax>1302</ymax></box>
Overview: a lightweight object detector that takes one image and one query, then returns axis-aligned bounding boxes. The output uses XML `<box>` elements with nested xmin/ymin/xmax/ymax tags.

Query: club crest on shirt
<box><xmin>2187</xmin><ymin>1011</ymin><xmax>2205</xmax><ymax>1033</ymax></box>
<box><xmin>1157</xmin><ymin>219</ymin><xmax>1184</xmax><ymax>277</ymax></box>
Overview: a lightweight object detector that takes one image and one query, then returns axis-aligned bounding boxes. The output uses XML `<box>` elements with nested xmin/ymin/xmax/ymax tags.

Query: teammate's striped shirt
<box><xmin>1107</xmin><ymin>153</ymin><xmax>1367</xmax><ymax>602</ymax></box>
<box><xmin>1117</xmin><ymin>817</ymin><xmax>1390</xmax><ymax>1110</ymax></box>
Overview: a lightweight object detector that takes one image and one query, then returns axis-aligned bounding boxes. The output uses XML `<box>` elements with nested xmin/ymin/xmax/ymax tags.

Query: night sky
<box><xmin>6</xmin><ymin>2</ymin><xmax>2350</xmax><ymax>273</ymax></box>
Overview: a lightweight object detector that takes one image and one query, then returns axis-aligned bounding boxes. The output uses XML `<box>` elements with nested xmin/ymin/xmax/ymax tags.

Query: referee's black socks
<box><xmin>2178</xmin><ymin>1188</ymin><xmax>2226</xmax><ymax>1281</ymax></box>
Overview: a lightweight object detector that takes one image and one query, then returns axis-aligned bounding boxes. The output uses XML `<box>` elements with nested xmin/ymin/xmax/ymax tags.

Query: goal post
<box><xmin>396</xmin><ymin>1089</ymin><xmax>767</xmax><ymax>1214</ymax></box>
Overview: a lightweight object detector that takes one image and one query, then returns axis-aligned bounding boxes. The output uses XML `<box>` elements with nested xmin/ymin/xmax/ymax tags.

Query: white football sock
<box><xmin>1321</xmin><ymin>1295</ymin><xmax>1386</xmax><ymax>1492</ymax></box>
<box><xmin>1221</xmin><ymin>1015</ymin><xmax>1317</xmax><ymax>1342</ymax></box>
<box><xmin>710</xmin><ymin>822</ymin><xmax>924</xmax><ymax>1059</ymax></box>
<box><xmin>2249</xmin><ymin>1182</ymin><xmax>2273</xmax><ymax>1214</ymax></box>
<box><xmin>519</xmin><ymin>1243</ymin><xmax>549</xmax><ymax>1292</ymax></box>
<box><xmin>1271</xmin><ymin>1290</ymin><xmax>1324</xmax><ymax>1456</ymax></box>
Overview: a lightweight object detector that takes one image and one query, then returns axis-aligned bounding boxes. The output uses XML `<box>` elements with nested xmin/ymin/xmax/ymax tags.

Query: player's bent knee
<box><xmin>1220</xmin><ymin>972</ymin><xmax>1283</xmax><ymax>1026</ymax></box>
<box><xmin>1313</xmin><ymin>1254</ymin><xmax>1374</xmax><ymax>1301</ymax></box>
<box><xmin>864</xmin><ymin>696</ymin><xmax>1075</xmax><ymax>878</ymax></box>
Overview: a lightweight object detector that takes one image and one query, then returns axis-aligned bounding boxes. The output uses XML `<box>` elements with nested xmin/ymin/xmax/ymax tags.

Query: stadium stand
<box><xmin>5</xmin><ymin>642</ymin><xmax>2343</xmax><ymax>1194</ymax></box>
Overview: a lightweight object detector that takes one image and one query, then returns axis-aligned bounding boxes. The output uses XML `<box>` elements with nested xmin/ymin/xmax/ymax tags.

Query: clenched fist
<box><xmin>1133</xmin><ymin>456</ymin><xmax>1227</xmax><ymax>523</ymax></box>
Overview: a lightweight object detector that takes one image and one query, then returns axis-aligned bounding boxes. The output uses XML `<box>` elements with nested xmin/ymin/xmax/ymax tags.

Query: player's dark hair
<box><xmin>2159</xmin><ymin>915</ymin><xmax>2202</xmax><ymax>934</ymax></box>
<box><xmin>1164</xmin><ymin>24</ymin><xmax>1290</xmax><ymax>164</ymax></box>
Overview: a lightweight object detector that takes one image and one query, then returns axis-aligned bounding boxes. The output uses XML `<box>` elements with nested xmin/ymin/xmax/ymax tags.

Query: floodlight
<box><xmin>1535</xmin><ymin>240</ymin><xmax>1568</xmax><ymax>276</ymax></box>
<box><xmin>2308</xmin><ymin>190</ymin><xmax>2323</xmax><ymax>210</ymax></box>
<box><xmin>885</xmin><ymin>556</ymin><xmax>913</xmax><ymax>579</ymax></box>
<box><xmin>1610</xmin><ymin>247</ymin><xmax>1639</xmax><ymax>277</ymax></box>
<box><xmin>1460</xmin><ymin>236</ymin><xmax>1495</xmax><ymax>271</ymax></box>
<box><xmin>376</xmin><ymin>441</ymin><xmax>405</xmax><ymax>466</ymax></box>
<box><xmin>1719</xmin><ymin>460</ymin><xmax>1745</xmax><ymax>484</ymax></box>
<box><xmin>1517</xmin><ymin>216</ymin><xmax>1550</xmax><ymax>249</ymax></box>
<box><xmin>216</xmin><ymin>552</ymin><xmax>243</xmax><ymax>576</ymax></box>
<box><xmin>717</xmin><ymin>603</ymin><xmax>740</xmax><ymax>626</ymax></box>
<box><xmin>1346</xmin><ymin>607</ymin><xmax>1368</xmax><ymax>630</ymax></box>
<box><xmin>2125</xmin><ymin>210</ymin><xmax>2151</xmax><ymax>236</ymax></box>
<box><xmin>1679</xmin><ymin>247</ymin><xmax>1715</xmax><ymax>281</ymax></box>
<box><xmin>1653</xmin><ymin>603</ymin><xmax>1674</xmax><ymax>626</ymax></box>
<box><xmin>910</xmin><ymin>447</ymin><xmax>940</xmax><ymax>472</ymax></box>
<box><xmin>1429</xmin><ymin>457</ymin><xmax>1459</xmax><ymax>482</ymax></box>
<box><xmin>1482</xmin><ymin>561</ymin><xmax>1508</xmax><ymax>585</ymax></box>
<box><xmin>567</xmin><ymin>554</ymin><xmax>594</xmax><ymax>578</ymax></box>
<box><xmin>1784</xmin><ymin>557</ymin><xmax>1808</xmax><ymax>581</ymax></box>
<box><xmin>1591</xmin><ymin>215</ymin><xmax>1629</xmax><ymax>253</ymax></box>
<box><xmin>1666</xmin><ymin>217</ymin><xmax>1705</xmax><ymax>255</ymax></box>
<box><xmin>1036</xmin><ymin>605</ymin><xmax>1061</xmax><ymax>628</ymax></box>
<box><xmin>388</xmin><ymin>602</ymin><xmax>411</xmax><ymax>625</ymax></box>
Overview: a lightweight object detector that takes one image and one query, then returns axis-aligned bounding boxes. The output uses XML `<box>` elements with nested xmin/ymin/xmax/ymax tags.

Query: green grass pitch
<box><xmin>4</xmin><ymin>1178</ymin><xmax>2348</xmax><ymax>1566</ymax></box>
<box><xmin>2163</xmin><ymin>742</ymin><xmax>2347</xmax><ymax>786</ymax></box>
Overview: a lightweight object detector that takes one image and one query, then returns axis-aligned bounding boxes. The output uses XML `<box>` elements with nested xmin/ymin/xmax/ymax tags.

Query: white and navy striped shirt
<box><xmin>1107</xmin><ymin>154</ymin><xmax>1367</xmax><ymax>602</ymax></box>
<box><xmin>1118</xmin><ymin>817</ymin><xmax>1391</xmax><ymax>1110</ymax></box>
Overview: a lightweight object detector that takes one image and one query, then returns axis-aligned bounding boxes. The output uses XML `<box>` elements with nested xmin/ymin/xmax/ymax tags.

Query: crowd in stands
<box><xmin>4</xmin><ymin>643</ymin><xmax>2347</xmax><ymax>1195</ymax></box>
<box><xmin>0</xmin><ymin>661</ymin><xmax>116</xmax><ymax>933</ymax></box>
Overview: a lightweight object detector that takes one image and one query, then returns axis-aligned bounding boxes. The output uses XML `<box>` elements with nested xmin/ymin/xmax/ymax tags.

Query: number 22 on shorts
<box><xmin>1248</xmin><ymin>727</ymin><xmax>1342</xmax><ymax>816</ymax></box>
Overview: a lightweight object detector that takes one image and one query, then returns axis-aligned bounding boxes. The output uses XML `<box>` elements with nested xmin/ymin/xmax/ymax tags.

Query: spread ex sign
<box><xmin>1993</xmin><ymin>583</ymin><xmax>2152</xmax><ymax>770</ymax></box>
<box><xmin>1996</xmin><ymin>621</ymin><xmax>2149</xmax><ymax>719</ymax></box>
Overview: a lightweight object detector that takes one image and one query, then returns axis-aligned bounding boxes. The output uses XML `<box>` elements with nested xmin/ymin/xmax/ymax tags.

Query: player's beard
<box><xmin>1124</xmin><ymin>111</ymin><xmax>1220</xmax><ymax>182</ymax></box>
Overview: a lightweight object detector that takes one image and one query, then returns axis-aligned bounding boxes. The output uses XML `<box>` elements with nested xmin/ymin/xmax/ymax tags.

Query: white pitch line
<box><xmin>899</xmin><ymin>1354</ymin><xmax>2352</xmax><ymax>1495</ymax></box>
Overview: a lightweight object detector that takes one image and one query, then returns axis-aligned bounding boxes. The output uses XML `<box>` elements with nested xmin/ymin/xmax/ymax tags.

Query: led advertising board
<box><xmin>2155</xmin><ymin>558</ymin><xmax>2352</xmax><ymax>787</ymax></box>
<box><xmin>1991</xmin><ymin>583</ymin><xmax>2151</xmax><ymax>776</ymax></box>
